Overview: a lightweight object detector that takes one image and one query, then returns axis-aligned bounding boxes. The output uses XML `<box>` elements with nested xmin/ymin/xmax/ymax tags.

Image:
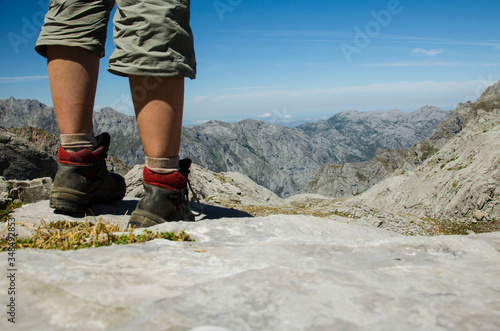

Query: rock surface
<box><xmin>0</xmin><ymin>127</ymin><xmax>57</xmax><ymax>180</ymax></box>
<box><xmin>305</xmin><ymin>148</ymin><xmax>418</xmax><ymax>198</ymax></box>
<box><xmin>126</xmin><ymin>163</ymin><xmax>286</xmax><ymax>208</ymax></box>
<box><xmin>8</xmin><ymin>126</ymin><xmax>60</xmax><ymax>159</ymax></box>
<box><xmin>0</xmin><ymin>177</ymin><xmax>52</xmax><ymax>204</ymax></box>
<box><xmin>2</xmin><ymin>201</ymin><xmax>500</xmax><ymax>330</ymax></box>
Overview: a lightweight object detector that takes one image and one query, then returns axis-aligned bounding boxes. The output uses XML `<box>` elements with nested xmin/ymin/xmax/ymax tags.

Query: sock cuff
<box><xmin>145</xmin><ymin>155</ymin><xmax>180</xmax><ymax>174</ymax></box>
<box><xmin>60</xmin><ymin>132</ymin><xmax>96</xmax><ymax>152</ymax></box>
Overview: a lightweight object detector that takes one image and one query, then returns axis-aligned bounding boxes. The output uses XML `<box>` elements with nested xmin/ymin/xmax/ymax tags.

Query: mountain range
<box><xmin>0</xmin><ymin>97</ymin><xmax>450</xmax><ymax>196</ymax></box>
<box><xmin>305</xmin><ymin>95</ymin><xmax>481</xmax><ymax>198</ymax></box>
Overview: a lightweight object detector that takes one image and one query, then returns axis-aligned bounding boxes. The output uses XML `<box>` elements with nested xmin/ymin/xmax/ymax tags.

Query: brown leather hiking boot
<box><xmin>128</xmin><ymin>158</ymin><xmax>199</xmax><ymax>228</ymax></box>
<box><xmin>49</xmin><ymin>133</ymin><xmax>126</xmax><ymax>213</ymax></box>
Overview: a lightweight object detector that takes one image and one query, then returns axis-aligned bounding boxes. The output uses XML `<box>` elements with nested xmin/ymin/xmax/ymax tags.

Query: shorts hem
<box><xmin>107</xmin><ymin>64</ymin><xmax>196</xmax><ymax>79</ymax></box>
<box><xmin>35</xmin><ymin>41</ymin><xmax>105</xmax><ymax>58</ymax></box>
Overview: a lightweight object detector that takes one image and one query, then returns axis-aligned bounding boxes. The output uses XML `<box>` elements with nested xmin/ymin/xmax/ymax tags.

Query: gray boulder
<box><xmin>0</xmin><ymin>177</ymin><xmax>52</xmax><ymax>204</ymax></box>
<box><xmin>0</xmin><ymin>127</ymin><xmax>57</xmax><ymax>180</ymax></box>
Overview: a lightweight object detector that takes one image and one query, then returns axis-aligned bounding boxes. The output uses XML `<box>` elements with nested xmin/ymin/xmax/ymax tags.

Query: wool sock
<box><xmin>60</xmin><ymin>132</ymin><xmax>97</xmax><ymax>153</ymax></box>
<box><xmin>145</xmin><ymin>155</ymin><xmax>180</xmax><ymax>174</ymax></box>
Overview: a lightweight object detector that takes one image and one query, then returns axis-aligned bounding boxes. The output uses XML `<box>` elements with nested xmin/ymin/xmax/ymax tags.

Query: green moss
<box><xmin>0</xmin><ymin>201</ymin><xmax>24</xmax><ymax>223</ymax></box>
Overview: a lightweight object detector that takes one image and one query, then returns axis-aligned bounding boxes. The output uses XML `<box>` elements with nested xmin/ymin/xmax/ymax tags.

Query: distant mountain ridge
<box><xmin>0</xmin><ymin>96</ymin><xmax>450</xmax><ymax>196</ymax></box>
<box><xmin>304</xmin><ymin>102</ymin><xmax>479</xmax><ymax>198</ymax></box>
<box><xmin>181</xmin><ymin>106</ymin><xmax>450</xmax><ymax>196</ymax></box>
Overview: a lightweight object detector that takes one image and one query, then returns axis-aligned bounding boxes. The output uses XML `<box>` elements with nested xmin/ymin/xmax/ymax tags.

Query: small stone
<box><xmin>473</xmin><ymin>210</ymin><xmax>485</xmax><ymax>222</ymax></box>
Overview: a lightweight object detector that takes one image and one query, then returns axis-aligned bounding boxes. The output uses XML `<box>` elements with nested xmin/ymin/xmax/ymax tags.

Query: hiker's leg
<box><xmin>129</xmin><ymin>76</ymin><xmax>184</xmax><ymax>158</ymax></box>
<box><xmin>36</xmin><ymin>0</ymin><xmax>114</xmax><ymax>134</ymax></box>
<box><xmin>45</xmin><ymin>45</ymin><xmax>126</xmax><ymax>213</ymax></box>
<box><xmin>111</xmin><ymin>0</ymin><xmax>198</xmax><ymax>227</ymax></box>
<box><xmin>47</xmin><ymin>45</ymin><xmax>99</xmax><ymax>134</ymax></box>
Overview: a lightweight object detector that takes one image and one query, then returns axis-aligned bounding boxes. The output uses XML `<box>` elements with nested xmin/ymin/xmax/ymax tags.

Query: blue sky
<box><xmin>0</xmin><ymin>0</ymin><xmax>499</xmax><ymax>125</ymax></box>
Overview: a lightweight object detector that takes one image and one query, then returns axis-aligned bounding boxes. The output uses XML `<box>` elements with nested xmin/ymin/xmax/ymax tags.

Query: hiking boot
<box><xmin>49</xmin><ymin>132</ymin><xmax>126</xmax><ymax>213</ymax></box>
<box><xmin>128</xmin><ymin>158</ymin><xmax>199</xmax><ymax>228</ymax></box>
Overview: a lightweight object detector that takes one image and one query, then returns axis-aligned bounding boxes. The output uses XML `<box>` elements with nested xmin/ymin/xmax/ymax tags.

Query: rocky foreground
<box><xmin>1</xmin><ymin>200</ymin><xmax>500</xmax><ymax>330</ymax></box>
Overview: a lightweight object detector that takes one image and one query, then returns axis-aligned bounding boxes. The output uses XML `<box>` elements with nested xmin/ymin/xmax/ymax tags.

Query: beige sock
<box><xmin>145</xmin><ymin>155</ymin><xmax>180</xmax><ymax>174</ymax></box>
<box><xmin>60</xmin><ymin>132</ymin><xmax>97</xmax><ymax>153</ymax></box>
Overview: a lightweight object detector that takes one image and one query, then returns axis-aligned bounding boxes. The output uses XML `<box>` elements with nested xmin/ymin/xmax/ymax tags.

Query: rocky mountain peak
<box><xmin>474</xmin><ymin>80</ymin><xmax>500</xmax><ymax>110</ymax></box>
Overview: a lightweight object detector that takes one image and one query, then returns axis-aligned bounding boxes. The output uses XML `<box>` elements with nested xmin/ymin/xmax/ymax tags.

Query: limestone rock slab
<box><xmin>1</xmin><ymin>207</ymin><xmax>499</xmax><ymax>330</ymax></box>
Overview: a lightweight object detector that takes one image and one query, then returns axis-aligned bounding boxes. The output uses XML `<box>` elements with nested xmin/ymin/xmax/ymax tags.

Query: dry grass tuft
<box><xmin>0</xmin><ymin>218</ymin><xmax>192</xmax><ymax>251</ymax></box>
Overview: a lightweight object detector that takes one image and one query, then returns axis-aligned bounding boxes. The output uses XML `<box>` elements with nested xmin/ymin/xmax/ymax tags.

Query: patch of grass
<box><xmin>420</xmin><ymin>144</ymin><xmax>438</xmax><ymax>161</ymax></box>
<box><xmin>448</xmin><ymin>164</ymin><xmax>465</xmax><ymax>171</ymax></box>
<box><xmin>0</xmin><ymin>201</ymin><xmax>24</xmax><ymax>223</ymax></box>
<box><xmin>472</xmin><ymin>100</ymin><xmax>499</xmax><ymax>113</ymax></box>
<box><xmin>422</xmin><ymin>218</ymin><xmax>500</xmax><ymax>236</ymax></box>
<box><xmin>355</xmin><ymin>172</ymin><xmax>367</xmax><ymax>182</ymax></box>
<box><xmin>0</xmin><ymin>219</ymin><xmax>192</xmax><ymax>251</ymax></box>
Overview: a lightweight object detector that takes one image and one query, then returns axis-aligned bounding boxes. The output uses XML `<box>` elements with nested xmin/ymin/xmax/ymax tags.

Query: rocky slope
<box><xmin>1</xmin><ymin>97</ymin><xmax>449</xmax><ymax>197</ymax></box>
<box><xmin>348</xmin><ymin>81</ymin><xmax>500</xmax><ymax>225</ymax></box>
<box><xmin>304</xmin><ymin>148</ymin><xmax>418</xmax><ymax>198</ymax></box>
<box><xmin>0</xmin><ymin>97</ymin><xmax>59</xmax><ymax>134</ymax></box>
<box><xmin>305</xmin><ymin>100</ymin><xmax>479</xmax><ymax>198</ymax></box>
<box><xmin>125</xmin><ymin>163</ymin><xmax>286</xmax><ymax>209</ymax></box>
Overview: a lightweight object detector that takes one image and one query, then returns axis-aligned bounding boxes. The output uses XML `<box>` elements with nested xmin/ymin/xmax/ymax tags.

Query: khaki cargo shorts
<box><xmin>35</xmin><ymin>0</ymin><xmax>196</xmax><ymax>78</ymax></box>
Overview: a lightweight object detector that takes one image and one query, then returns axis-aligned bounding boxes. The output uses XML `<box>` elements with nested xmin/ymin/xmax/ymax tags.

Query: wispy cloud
<box><xmin>0</xmin><ymin>75</ymin><xmax>48</xmax><ymax>83</ymax></box>
<box><xmin>185</xmin><ymin>80</ymin><xmax>497</xmax><ymax>120</ymax></box>
<box><xmin>411</xmin><ymin>48</ymin><xmax>444</xmax><ymax>56</ymax></box>
<box><xmin>222</xmin><ymin>30</ymin><xmax>500</xmax><ymax>48</ymax></box>
<box><xmin>257</xmin><ymin>113</ymin><xmax>272</xmax><ymax>118</ymax></box>
<box><xmin>360</xmin><ymin>61</ymin><xmax>469</xmax><ymax>67</ymax></box>
<box><xmin>227</xmin><ymin>86</ymin><xmax>289</xmax><ymax>91</ymax></box>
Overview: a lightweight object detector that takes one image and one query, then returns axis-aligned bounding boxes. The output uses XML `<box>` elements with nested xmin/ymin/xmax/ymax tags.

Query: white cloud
<box><xmin>360</xmin><ymin>61</ymin><xmax>467</xmax><ymax>67</ymax></box>
<box><xmin>184</xmin><ymin>79</ymin><xmax>498</xmax><ymax>123</ymax></box>
<box><xmin>411</xmin><ymin>48</ymin><xmax>445</xmax><ymax>56</ymax></box>
<box><xmin>0</xmin><ymin>75</ymin><xmax>48</xmax><ymax>83</ymax></box>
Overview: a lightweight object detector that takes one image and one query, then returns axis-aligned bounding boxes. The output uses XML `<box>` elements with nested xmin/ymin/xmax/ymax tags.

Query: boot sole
<box><xmin>49</xmin><ymin>188</ymin><xmax>95</xmax><ymax>213</ymax></box>
<box><xmin>50</xmin><ymin>186</ymin><xmax>126</xmax><ymax>213</ymax></box>
<box><xmin>128</xmin><ymin>208</ymin><xmax>181</xmax><ymax>228</ymax></box>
